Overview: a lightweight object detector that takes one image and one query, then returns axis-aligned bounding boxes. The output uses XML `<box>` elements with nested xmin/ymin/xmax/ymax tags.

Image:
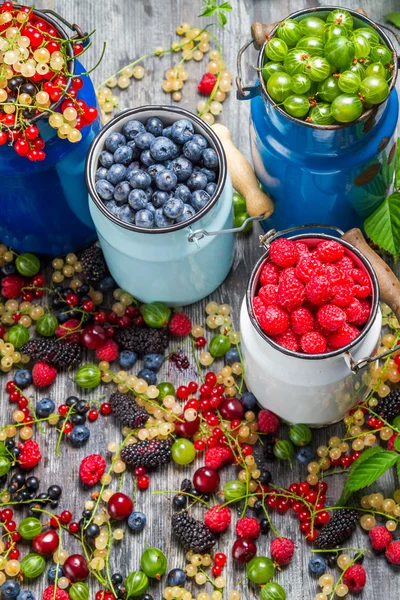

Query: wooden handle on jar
<box><xmin>251</xmin><ymin>21</ymin><xmax>278</xmax><ymax>49</ymax></box>
<box><xmin>343</xmin><ymin>228</ymin><xmax>400</xmax><ymax>322</ymax></box>
<box><xmin>212</xmin><ymin>123</ymin><xmax>274</xmax><ymax>219</ymax></box>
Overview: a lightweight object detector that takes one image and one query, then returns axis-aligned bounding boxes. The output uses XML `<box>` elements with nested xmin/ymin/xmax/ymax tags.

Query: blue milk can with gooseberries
<box><xmin>237</xmin><ymin>7</ymin><xmax>399</xmax><ymax>233</ymax></box>
<box><xmin>0</xmin><ymin>8</ymin><xmax>100</xmax><ymax>256</ymax></box>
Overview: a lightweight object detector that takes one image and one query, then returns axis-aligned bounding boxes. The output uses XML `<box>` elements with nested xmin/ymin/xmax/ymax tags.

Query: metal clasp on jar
<box><xmin>187</xmin><ymin>214</ymin><xmax>264</xmax><ymax>243</ymax></box>
<box><xmin>346</xmin><ymin>343</ymin><xmax>400</xmax><ymax>374</ymax></box>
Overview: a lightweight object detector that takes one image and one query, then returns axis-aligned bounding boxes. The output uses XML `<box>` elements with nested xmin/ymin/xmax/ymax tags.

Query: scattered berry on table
<box><xmin>270</xmin><ymin>537</ymin><xmax>295</xmax><ymax>566</ymax></box>
<box><xmin>204</xmin><ymin>505</ymin><xmax>231</xmax><ymax>533</ymax></box>
<box><xmin>127</xmin><ymin>511</ymin><xmax>147</xmax><ymax>532</ymax></box>
<box><xmin>343</xmin><ymin>563</ymin><xmax>366</xmax><ymax>592</ymax></box>
<box><xmin>79</xmin><ymin>454</ymin><xmax>106</xmax><ymax>486</ymax></box>
<box><xmin>171</xmin><ymin>510</ymin><xmax>216</xmax><ymax>553</ymax></box>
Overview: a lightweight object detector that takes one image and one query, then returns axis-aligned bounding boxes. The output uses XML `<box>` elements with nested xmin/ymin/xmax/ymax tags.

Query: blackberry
<box><xmin>120</xmin><ymin>438</ymin><xmax>172</xmax><ymax>469</ymax></box>
<box><xmin>115</xmin><ymin>326</ymin><xmax>169</xmax><ymax>356</ymax></box>
<box><xmin>376</xmin><ymin>388</ymin><xmax>400</xmax><ymax>420</ymax></box>
<box><xmin>171</xmin><ymin>511</ymin><xmax>216</xmax><ymax>554</ymax></box>
<box><xmin>109</xmin><ymin>392</ymin><xmax>149</xmax><ymax>429</ymax></box>
<box><xmin>21</xmin><ymin>339</ymin><xmax>82</xmax><ymax>368</ymax></box>
<box><xmin>79</xmin><ymin>244</ymin><xmax>108</xmax><ymax>283</ymax></box>
<box><xmin>315</xmin><ymin>509</ymin><xmax>358</xmax><ymax>550</ymax></box>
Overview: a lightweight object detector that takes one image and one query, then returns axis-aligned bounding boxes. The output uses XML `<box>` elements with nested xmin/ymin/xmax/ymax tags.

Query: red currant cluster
<box><xmin>211</xmin><ymin>552</ymin><xmax>227</xmax><ymax>577</ymax></box>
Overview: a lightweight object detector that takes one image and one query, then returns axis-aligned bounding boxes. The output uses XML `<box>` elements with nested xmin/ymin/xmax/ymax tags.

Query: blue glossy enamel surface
<box><xmin>0</xmin><ymin>60</ymin><xmax>100</xmax><ymax>256</ymax></box>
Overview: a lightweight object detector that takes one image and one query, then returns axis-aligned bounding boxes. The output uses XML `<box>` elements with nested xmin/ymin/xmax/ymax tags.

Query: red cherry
<box><xmin>88</xmin><ymin>409</ymin><xmax>99</xmax><ymax>422</ymax></box>
<box><xmin>137</xmin><ymin>475</ymin><xmax>150</xmax><ymax>490</ymax></box>
<box><xmin>193</xmin><ymin>467</ymin><xmax>220</xmax><ymax>493</ymax></box>
<box><xmin>32</xmin><ymin>530</ymin><xmax>59</xmax><ymax>555</ymax></box>
<box><xmin>175</xmin><ymin>416</ymin><xmax>200</xmax><ymax>438</ymax></box>
<box><xmin>81</xmin><ymin>325</ymin><xmax>107</xmax><ymax>349</ymax></box>
<box><xmin>231</xmin><ymin>538</ymin><xmax>257</xmax><ymax>563</ymax></box>
<box><xmin>107</xmin><ymin>492</ymin><xmax>133</xmax><ymax>520</ymax></box>
<box><xmin>63</xmin><ymin>554</ymin><xmax>89</xmax><ymax>582</ymax></box>
<box><xmin>219</xmin><ymin>398</ymin><xmax>244</xmax><ymax>421</ymax></box>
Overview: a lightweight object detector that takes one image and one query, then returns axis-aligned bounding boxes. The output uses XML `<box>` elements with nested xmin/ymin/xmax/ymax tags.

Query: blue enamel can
<box><xmin>0</xmin><ymin>8</ymin><xmax>100</xmax><ymax>256</ymax></box>
<box><xmin>237</xmin><ymin>7</ymin><xmax>399</xmax><ymax>233</ymax></box>
<box><xmin>86</xmin><ymin>106</ymin><xmax>235</xmax><ymax>306</ymax></box>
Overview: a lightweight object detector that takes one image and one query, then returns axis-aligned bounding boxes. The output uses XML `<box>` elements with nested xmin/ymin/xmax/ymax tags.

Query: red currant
<box><xmin>63</xmin><ymin>422</ymin><xmax>73</xmax><ymax>434</ymax></box>
<box><xmin>82</xmin><ymin>300</ymin><xmax>95</xmax><ymax>312</ymax></box>
<box><xmin>25</xmin><ymin>125</ymin><xmax>39</xmax><ymax>140</ymax></box>
<box><xmin>69</xmin><ymin>522</ymin><xmax>79</xmax><ymax>534</ymax></box>
<box><xmin>211</xmin><ymin>565</ymin><xmax>222</xmax><ymax>576</ymax></box>
<box><xmin>195</xmin><ymin>336</ymin><xmax>206</xmax><ymax>348</ymax></box>
<box><xmin>176</xmin><ymin>386</ymin><xmax>189</xmax><ymax>400</ymax></box>
<box><xmin>58</xmin><ymin>404</ymin><xmax>69</xmax><ymax>415</ymax></box>
<box><xmin>205</xmin><ymin>372</ymin><xmax>217</xmax><ymax>386</ymax></box>
<box><xmin>194</xmin><ymin>440</ymin><xmax>205</xmax><ymax>451</ymax></box>
<box><xmin>88</xmin><ymin>409</ymin><xmax>99</xmax><ymax>421</ymax></box>
<box><xmin>137</xmin><ymin>475</ymin><xmax>150</xmax><ymax>490</ymax></box>
<box><xmin>100</xmin><ymin>403</ymin><xmax>112</xmax><ymax>415</ymax></box>
<box><xmin>134</xmin><ymin>467</ymin><xmax>147</xmax><ymax>477</ymax></box>
<box><xmin>214</xmin><ymin>552</ymin><xmax>227</xmax><ymax>566</ymax></box>
<box><xmin>60</xmin><ymin>510</ymin><xmax>72</xmax><ymax>524</ymax></box>
<box><xmin>188</xmin><ymin>381</ymin><xmax>198</xmax><ymax>393</ymax></box>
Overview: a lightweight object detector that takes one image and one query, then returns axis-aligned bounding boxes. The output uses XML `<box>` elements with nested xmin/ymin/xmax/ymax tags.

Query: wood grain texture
<box><xmin>14</xmin><ymin>1</ymin><xmax>400</xmax><ymax>598</ymax></box>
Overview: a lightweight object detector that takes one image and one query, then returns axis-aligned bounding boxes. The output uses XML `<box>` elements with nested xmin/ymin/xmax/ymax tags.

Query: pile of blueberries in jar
<box><xmin>95</xmin><ymin>116</ymin><xmax>220</xmax><ymax>229</ymax></box>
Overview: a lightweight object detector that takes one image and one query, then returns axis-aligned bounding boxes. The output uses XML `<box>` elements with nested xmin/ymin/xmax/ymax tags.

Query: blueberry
<box><xmin>17</xmin><ymin>590</ymin><xmax>36</xmax><ymax>600</ymax></box>
<box><xmin>155</xmin><ymin>169</ymin><xmax>177</xmax><ymax>192</ymax></box>
<box><xmin>105</xmin><ymin>132</ymin><xmax>126</xmax><ymax>152</ymax></box>
<box><xmin>135</xmin><ymin>209</ymin><xmax>154</xmax><ymax>228</ymax></box>
<box><xmin>192</xmin><ymin>134</ymin><xmax>208</xmax><ymax>149</ymax></box>
<box><xmin>95</xmin><ymin>167</ymin><xmax>108</xmax><ymax>181</ymax></box>
<box><xmin>174</xmin><ymin>184</ymin><xmax>191</xmax><ymax>203</ymax></box>
<box><xmin>163</xmin><ymin>197</ymin><xmax>184</xmax><ymax>219</ymax></box>
<box><xmin>143</xmin><ymin>354</ymin><xmax>164</xmax><ymax>371</ymax></box>
<box><xmin>128</xmin><ymin>189</ymin><xmax>147</xmax><ymax>210</ymax></box>
<box><xmin>206</xmin><ymin>182</ymin><xmax>217</xmax><ymax>196</ymax></box>
<box><xmin>147</xmin><ymin>163</ymin><xmax>166</xmax><ymax>182</ymax></box>
<box><xmin>96</xmin><ymin>179</ymin><xmax>114</xmax><ymax>201</ymax></box>
<box><xmin>201</xmin><ymin>167</ymin><xmax>217</xmax><ymax>182</ymax></box>
<box><xmin>14</xmin><ymin>369</ymin><xmax>32</xmax><ymax>388</ymax></box>
<box><xmin>240</xmin><ymin>391</ymin><xmax>257</xmax><ymax>411</ymax></box>
<box><xmin>175</xmin><ymin>203</ymin><xmax>196</xmax><ymax>223</ymax></box>
<box><xmin>183</xmin><ymin>140</ymin><xmax>203</xmax><ymax>162</ymax></box>
<box><xmin>47</xmin><ymin>565</ymin><xmax>63</xmax><ymax>583</ymax></box>
<box><xmin>122</xmin><ymin>119</ymin><xmax>145</xmax><ymax>140</ymax></box>
<box><xmin>126</xmin><ymin>162</ymin><xmax>140</xmax><ymax>180</ymax></box>
<box><xmin>113</xmin><ymin>145</ymin><xmax>134</xmax><ymax>166</ymax></box>
<box><xmin>140</xmin><ymin>149</ymin><xmax>156</xmax><ymax>167</ymax></box>
<box><xmin>163</xmin><ymin>159</ymin><xmax>173</xmax><ymax>169</ymax></box>
<box><xmin>99</xmin><ymin>150</ymin><xmax>114</xmax><ymax>169</ymax></box>
<box><xmin>119</xmin><ymin>350</ymin><xmax>137</xmax><ymax>369</ymax></box>
<box><xmin>105</xmin><ymin>200</ymin><xmax>120</xmax><ymax>215</ymax></box>
<box><xmin>167</xmin><ymin>568</ymin><xmax>186</xmax><ymax>587</ymax></box>
<box><xmin>152</xmin><ymin>190</ymin><xmax>170</xmax><ymax>208</ymax></box>
<box><xmin>296</xmin><ymin>446</ymin><xmax>314</xmax><ymax>464</ymax></box>
<box><xmin>171</xmin><ymin>118</ymin><xmax>194</xmax><ymax>144</ymax></box>
<box><xmin>1</xmin><ymin>580</ymin><xmax>20</xmax><ymax>599</ymax></box>
<box><xmin>154</xmin><ymin>208</ymin><xmax>173</xmax><ymax>228</ymax></box>
<box><xmin>99</xmin><ymin>276</ymin><xmax>115</xmax><ymax>292</ymax></box>
<box><xmin>113</xmin><ymin>181</ymin><xmax>131</xmax><ymax>203</ymax></box>
<box><xmin>106</xmin><ymin>164</ymin><xmax>127</xmax><ymax>185</ymax></box>
<box><xmin>116</xmin><ymin>205</ymin><xmax>135</xmax><ymax>223</ymax></box>
<box><xmin>170</xmin><ymin>156</ymin><xmax>193</xmax><ymax>182</ymax></box>
<box><xmin>146</xmin><ymin>117</ymin><xmax>163</xmax><ymax>136</ymax></box>
<box><xmin>127</xmin><ymin>140</ymin><xmax>141</xmax><ymax>159</ymax></box>
<box><xmin>135</xmin><ymin>131</ymin><xmax>155</xmax><ymax>150</ymax></box>
<box><xmin>225</xmin><ymin>348</ymin><xmax>240</xmax><ymax>365</ymax></box>
<box><xmin>145</xmin><ymin>202</ymin><xmax>156</xmax><ymax>214</ymax></box>
<box><xmin>202</xmin><ymin>147</ymin><xmax>218</xmax><ymax>169</ymax></box>
<box><xmin>68</xmin><ymin>425</ymin><xmax>90</xmax><ymax>447</ymax></box>
<box><xmin>162</xmin><ymin>126</ymin><xmax>172</xmax><ymax>138</ymax></box>
<box><xmin>150</xmin><ymin>136</ymin><xmax>178</xmax><ymax>161</ymax></box>
<box><xmin>308</xmin><ymin>555</ymin><xmax>327</xmax><ymax>576</ymax></box>
<box><xmin>127</xmin><ymin>511</ymin><xmax>147</xmax><ymax>531</ymax></box>
<box><xmin>190</xmin><ymin>190</ymin><xmax>211</xmax><ymax>211</ymax></box>
<box><xmin>138</xmin><ymin>368</ymin><xmax>157</xmax><ymax>385</ymax></box>
<box><xmin>187</xmin><ymin>171</ymin><xmax>208</xmax><ymax>191</ymax></box>
<box><xmin>128</xmin><ymin>169</ymin><xmax>151</xmax><ymax>190</ymax></box>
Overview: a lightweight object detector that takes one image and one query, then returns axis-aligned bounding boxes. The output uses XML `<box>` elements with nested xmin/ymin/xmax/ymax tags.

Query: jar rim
<box><xmin>257</xmin><ymin>5</ymin><xmax>399</xmax><ymax>131</ymax></box>
<box><xmin>246</xmin><ymin>232</ymin><xmax>380</xmax><ymax>360</ymax></box>
<box><xmin>85</xmin><ymin>105</ymin><xmax>227</xmax><ymax>235</ymax></box>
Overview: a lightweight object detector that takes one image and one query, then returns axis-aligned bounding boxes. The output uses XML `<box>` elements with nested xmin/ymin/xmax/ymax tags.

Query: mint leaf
<box><xmin>385</xmin><ymin>12</ymin><xmax>400</xmax><ymax>28</ymax></box>
<box><xmin>346</xmin><ymin>450</ymin><xmax>398</xmax><ymax>491</ymax></box>
<box><xmin>218</xmin><ymin>11</ymin><xmax>227</xmax><ymax>26</ymax></box>
<box><xmin>339</xmin><ymin>446</ymin><xmax>383</xmax><ymax>504</ymax></box>
<box><xmin>394</xmin><ymin>436</ymin><xmax>400</xmax><ymax>452</ymax></box>
<box><xmin>364</xmin><ymin>192</ymin><xmax>400</xmax><ymax>260</ymax></box>
<box><xmin>200</xmin><ymin>7</ymin><xmax>216</xmax><ymax>16</ymax></box>
<box><xmin>219</xmin><ymin>2</ymin><xmax>232</xmax><ymax>10</ymax></box>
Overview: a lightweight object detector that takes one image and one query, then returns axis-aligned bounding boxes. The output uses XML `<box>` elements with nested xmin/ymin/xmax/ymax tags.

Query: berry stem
<box><xmin>55</xmin><ymin>404</ymin><xmax>75</xmax><ymax>457</ymax></box>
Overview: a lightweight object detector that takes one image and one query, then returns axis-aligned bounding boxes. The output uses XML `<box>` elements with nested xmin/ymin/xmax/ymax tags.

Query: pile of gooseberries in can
<box><xmin>262</xmin><ymin>8</ymin><xmax>394</xmax><ymax>124</ymax></box>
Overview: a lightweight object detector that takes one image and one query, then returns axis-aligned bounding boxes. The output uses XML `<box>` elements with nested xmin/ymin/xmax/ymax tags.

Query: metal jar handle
<box><xmin>40</xmin><ymin>8</ymin><xmax>88</xmax><ymax>42</ymax></box>
<box><xmin>236</xmin><ymin>40</ymin><xmax>261</xmax><ymax>101</ymax></box>
<box><xmin>187</xmin><ymin>214</ymin><xmax>264</xmax><ymax>243</ymax></box>
<box><xmin>346</xmin><ymin>344</ymin><xmax>400</xmax><ymax>374</ymax></box>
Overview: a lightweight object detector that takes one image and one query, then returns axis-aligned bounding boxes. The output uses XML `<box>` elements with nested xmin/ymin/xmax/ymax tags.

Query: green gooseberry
<box><xmin>273</xmin><ymin>440</ymin><xmax>295</xmax><ymax>460</ymax></box>
<box><xmin>232</xmin><ymin>192</ymin><xmax>247</xmax><ymax>215</ymax></box>
<box><xmin>370</xmin><ymin>45</ymin><xmax>393</xmax><ymax>65</ymax></box>
<box><xmin>290</xmin><ymin>73</ymin><xmax>311</xmax><ymax>95</ymax></box>
<box><xmin>223</xmin><ymin>480</ymin><xmax>246</xmax><ymax>503</ymax></box>
<box><xmin>246</xmin><ymin>556</ymin><xmax>275</xmax><ymax>584</ymax></box>
<box><xmin>261</xmin><ymin>582</ymin><xmax>287</xmax><ymax>600</ymax></box>
<box><xmin>36</xmin><ymin>313</ymin><xmax>58</xmax><ymax>337</ymax></box>
<box><xmin>20</xmin><ymin>553</ymin><xmax>46</xmax><ymax>578</ymax></box>
<box><xmin>276</xmin><ymin>19</ymin><xmax>302</xmax><ymax>47</ymax></box>
<box><xmin>323</xmin><ymin>24</ymin><xmax>348</xmax><ymax>41</ymax></box>
<box><xmin>351</xmin><ymin>33</ymin><xmax>371</xmax><ymax>59</ymax></box>
<box><xmin>365</xmin><ymin>62</ymin><xmax>387</xmax><ymax>79</ymax></box>
<box><xmin>324</xmin><ymin>36</ymin><xmax>355</xmax><ymax>69</ymax></box>
<box><xmin>262</xmin><ymin>62</ymin><xmax>284</xmax><ymax>83</ymax></box>
<box><xmin>317</xmin><ymin>76</ymin><xmax>341</xmax><ymax>102</ymax></box>
<box><xmin>296</xmin><ymin>36</ymin><xmax>324</xmax><ymax>56</ymax></box>
<box><xmin>267</xmin><ymin>71</ymin><xmax>292</xmax><ymax>102</ymax></box>
<box><xmin>283</xmin><ymin>50</ymin><xmax>309</xmax><ymax>75</ymax></box>
<box><xmin>350</xmin><ymin>61</ymin><xmax>366</xmax><ymax>80</ymax></box>
<box><xmin>16</xmin><ymin>252</ymin><xmax>40</xmax><ymax>277</ymax></box>
<box><xmin>289</xmin><ymin>424</ymin><xmax>312</xmax><ymax>446</ymax></box>
<box><xmin>69</xmin><ymin>582</ymin><xmax>89</xmax><ymax>600</ymax></box>
<box><xmin>18</xmin><ymin>517</ymin><xmax>42</xmax><ymax>540</ymax></box>
<box><xmin>209</xmin><ymin>334</ymin><xmax>231</xmax><ymax>357</ymax></box>
<box><xmin>326</xmin><ymin>9</ymin><xmax>354</xmax><ymax>30</ymax></box>
<box><xmin>359</xmin><ymin>75</ymin><xmax>389</xmax><ymax>104</ymax></box>
<box><xmin>75</xmin><ymin>364</ymin><xmax>101</xmax><ymax>389</ymax></box>
<box><xmin>142</xmin><ymin>301</ymin><xmax>171</xmax><ymax>328</ymax></box>
<box><xmin>299</xmin><ymin>15</ymin><xmax>325</xmax><ymax>38</ymax></box>
<box><xmin>354</xmin><ymin>27</ymin><xmax>380</xmax><ymax>47</ymax></box>
<box><xmin>331</xmin><ymin>94</ymin><xmax>363</xmax><ymax>123</ymax></box>
<box><xmin>305</xmin><ymin>56</ymin><xmax>331</xmax><ymax>82</ymax></box>
<box><xmin>283</xmin><ymin>95</ymin><xmax>310</xmax><ymax>118</ymax></box>
<box><xmin>265</xmin><ymin>38</ymin><xmax>288</xmax><ymax>62</ymax></box>
<box><xmin>338</xmin><ymin>70</ymin><xmax>361</xmax><ymax>94</ymax></box>
<box><xmin>171</xmin><ymin>439</ymin><xmax>196</xmax><ymax>465</ymax></box>
<box><xmin>7</xmin><ymin>324</ymin><xmax>29</xmax><ymax>348</ymax></box>
<box><xmin>125</xmin><ymin>571</ymin><xmax>149</xmax><ymax>598</ymax></box>
<box><xmin>157</xmin><ymin>382</ymin><xmax>175</xmax><ymax>400</ymax></box>
<box><xmin>309</xmin><ymin>103</ymin><xmax>336</xmax><ymax>126</ymax></box>
<box><xmin>140</xmin><ymin>547</ymin><xmax>167</xmax><ymax>579</ymax></box>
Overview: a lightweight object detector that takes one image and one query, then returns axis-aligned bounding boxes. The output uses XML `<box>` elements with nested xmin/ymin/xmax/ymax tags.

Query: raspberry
<box><xmin>295</xmin><ymin>256</ymin><xmax>323</xmax><ymax>283</ymax></box>
<box><xmin>79</xmin><ymin>454</ymin><xmax>106</xmax><ymax>486</ymax></box>
<box><xmin>257</xmin><ymin>305</ymin><xmax>289</xmax><ymax>336</ymax></box>
<box><xmin>386</xmin><ymin>540</ymin><xmax>400</xmax><ymax>564</ymax></box>
<box><xmin>277</xmin><ymin>276</ymin><xmax>305</xmax><ymax>312</ymax></box>
<box><xmin>344</xmin><ymin>298</ymin><xmax>362</xmax><ymax>323</ymax></box>
<box><xmin>252</xmin><ymin>296</ymin><xmax>265</xmax><ymax>316</ymax></box>
<box><xmin>1</xmin><ymin>275</ymin><xmax>25</xmax><ymax>299</ymax></box>
<box><xmin>369</xmin><ymin>525</ymin><xmax>392</xmax><ymax>552</ymax></box>
<box><xmin>290</xmin><ymin>307</ymin><xmax>314</xmax><ymax>335</ymax></box>
<box><xmin>258</xmin><ymin>284</ymin><xmax>278</xmax><ymax>306</ymax></box>
<box><xmin>278</xmin><ymin>267</ymin><xmax>297</xmax><ymax>281</ymax></box>
<box><xmin>204</xmin><ymin>505</ymin><xmax>231</xmax><ymax>533</ymax></box>
<box><xmin>323</xmin><ymin>264</ymin><xmax>348</xmax><ymax>287</ymax></box>
<box><xmin>19</xmin><ymin>440</ymin><xmax>42</xmax><ymax>469</ymax></box>
<box><xmin>351</xmin><ymin>269</ymin><xmax>372</xmax><ymax>298</ymax></box>
<box><xmin>32</xmin><ymin>361</ymin><xmax>57</xmax><ymax>387</ymax></box>
<box><xmin>236</xmin><ymin>517</ymin><xmax>261</xmax><ymax>539</ymax></box>
<box><xmin>387</xmin><ymin>433</ymin><xmax>399</xmax><ymax>452</ymax></box>
<box><xmin>197</xmin><ymin>73</ymin><xmax>217</xmax><ymax>95</ymax></box>
<box><xmin>300</xmin><ymin>331</ymin><xmax>327</xmax><ymax>354</ymax></box>
<box><xmin>169</xmin><ymin>312</ymin><xmax>192</xmax><ymax>336</ymax></box>
<box><xmin>329</xmin><ymin>323</ymin><xmax>359</xmax><ymax>349</ymax></box>
<box><xmin>337</xmin><ymin>255</ymin><xmax>354</xmax><ymax>273</ymax></box>
<box><xmin>294</xmin><ymin>241</ymin><xmax>309</xmax><ymax>261</ymax></box>
<box><xmin>343</xmin><ymin>564</ymin><xmax>366</xmax><ymax>593</ymax></box>
<box><xmin>269</xmin><ymin>238</ymin><xmax>296</xmax><ymax>268</ymax></box>
<box><xmin>43</xmin><ymin>586</ymin><xmax>70</xmax><ymax>600</ymax></box>
<box><xmin>273</xmin><ymin>329</ymin><xmax>299</xmax><ymax>352</ymax></box>
<box><xmin>55</xmin><ymin>318</ymin><xmax>81</xmax><ymax>340</ymax></box>
<box><xmin>332</xmin><ymin>285</ymin><xmax>354</xmax><ymax>308</ymax></box>
<box><xmin>317</xmin><ymin>304</ymin><xmax>347</xmax><ymax>331</ymax></box>
<box><xmin>259</xmin><ymin>262</ymin><xmax>279</xmax><ymax>285</ymax></box>
<box><xmin>270</xmin><ymin>537</ymin><xmax>295</xmax><ymax>566</ymax></box>
<box><xmin>258</xmin><ymin>409</ymin><xmax>280</xmax><ymax>434</ymax></box>
<box><xmin>205</xmin><ymin>445</ymin><xmax>234</xmax><ymax>470</ymax></box>
<box><xmin>352</xmin><ymin>299</ymin><xmax>371</xmax><ymax>326</ymax></box>
<box><xmin>95</xmin><ymin>339</ymin><xmax>119</xmax><ymax>362</ymax></box>
<box><xmin>306</xmin><ymin>275</ymin><xmax>332</xmax><ymax>305</ymax></box>
<box><xmin>316</xmin><ymin>240</ymin><xmax>344</xmax><ymax>263</ymax></box>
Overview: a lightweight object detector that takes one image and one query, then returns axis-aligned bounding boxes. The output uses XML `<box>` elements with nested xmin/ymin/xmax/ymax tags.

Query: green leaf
<box><xmin>346</xmin><ymin>449</ymin><xmax>398</xmax><ymax>491</ymax></box>
<box><xmin>217</xmin><ymin>11</ymin><xmax>227</xmax><ymax>26</ymax></box>
<box><xmin>199</xmin><ymin>7</ymin><xmax>217</xmax><ymax>16</ymax></box>
<box><xmin>385</xmin><ymin>12</ymin><xmax>400</xmax><ymax>28</ymax></box>
<box><xmin>397</xmin><ymin>457</ymin><xmax>400</xmax><ymax>480</ymax></box>
<box><xmin>396</xmin><ymin>139</ymin><xmax>400</xmax><ymax>190</ymax></box>
<box><xmin>339</xmin><ymin>446</ymin><xmax>383</xmax><ymax>505</ymax></box>
<box><xmin>364</xmin><ymin>192</ymin><xmax>400</xmax><ymax>260</ymax></box>
<box><xmin>219</xmin><ymin>1</ymin><xmax>232</xmax><ymax>10</ymax></box>
<box><xmin>394</xmin><ymin>436</ymin><xmax>400</xmax><ymax>452</ymax></box>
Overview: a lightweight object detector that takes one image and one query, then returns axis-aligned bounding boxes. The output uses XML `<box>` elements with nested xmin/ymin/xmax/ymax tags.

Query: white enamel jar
<box><xmin>240</xmin><ymin>230</ymin><xmax>382</xmax><ymax>427</ymax></box>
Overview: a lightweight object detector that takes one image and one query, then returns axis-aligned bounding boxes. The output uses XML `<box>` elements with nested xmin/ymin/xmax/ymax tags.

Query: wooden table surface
<box><xmin>21</xmin><ymin>1</ymin><xmax>400</xmax><ymax>599</ymax></box>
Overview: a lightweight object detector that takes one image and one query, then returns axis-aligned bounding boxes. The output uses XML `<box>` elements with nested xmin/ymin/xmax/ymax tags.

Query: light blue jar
<box><xmin>86</xmin><ymin>106</ymin><xmax>235</xmax><ymax>306</ymax></box>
